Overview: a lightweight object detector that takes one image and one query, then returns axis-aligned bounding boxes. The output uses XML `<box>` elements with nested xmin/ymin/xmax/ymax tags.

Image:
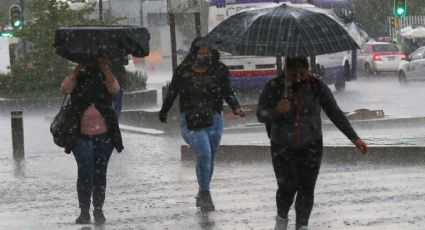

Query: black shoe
<box><xmin>197</xmin><ymin>191</ymin><xmax>215</xmax><ymax>212</ymax></box>
<box><xmin>93</xmin><ymin>208</ymin><xmax>106</xmax><ymax>224</ymax></box>
<box><xmin>196</xmin><ymin>191</ymin><xmax>201</xmax><ymax>207</ymax></box>
<box><xmin>75</xmin><ymin>209</ymin><xmax>90</xmax><ymax>224</ymax></box>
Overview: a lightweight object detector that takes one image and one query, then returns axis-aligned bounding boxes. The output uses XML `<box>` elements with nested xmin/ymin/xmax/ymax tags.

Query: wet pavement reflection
<box><xmin>1</xmin><ymin>76</ymin><xmax>425</xmax><ymax>229</ymax></box>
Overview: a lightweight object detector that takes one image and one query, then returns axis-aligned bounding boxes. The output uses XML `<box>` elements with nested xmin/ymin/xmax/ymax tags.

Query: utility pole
<box><xmin>19</xmin><ymin>0</ymin><xmax>24</xmax><ymax>27</ymax></box>
<box><xmin>140</xmin><ymin>0</ymin><xmax>144</xmax><ymax>26</ymax></box>
<box><xmin>194</xmin><ymin>0</ymin><xmax>201</xmax><ymax>37</ymax></box>
<box><xmin>19</xmin><ymin>0</ymin><xmax>26</xmax><ymax>57</ymax></box>
<box><xmin>99</xmin><ymin>0</ymin><xmax>103</xmax><ymax>20</ymax></box>
<box><xmin>167</xmin><ymin>0</ymin><xmax>178</xmax><ymax>71</ymax></box>
<box><xmin>195</xmin><ymin>12</ymin><xmax>201</xmax><ymax>37</ymax></box>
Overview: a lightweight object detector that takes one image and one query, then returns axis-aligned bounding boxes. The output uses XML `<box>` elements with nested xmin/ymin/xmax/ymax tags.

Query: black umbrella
<box><xmin>204</xmin><ymin>3</ymin><xmax>367</xmax><ymax>57</ymax></box>
<box><xmin>203</xmin><ymin>3</ymin><xmax>367</xmax><ymax>97</ymax></box>
<box><xmin>54</xmin><ymin>25</ymin><xmax>150</xmax><ymax>63</ymax></box>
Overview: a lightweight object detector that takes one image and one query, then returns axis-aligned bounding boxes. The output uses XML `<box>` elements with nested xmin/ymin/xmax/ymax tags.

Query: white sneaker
<box><xmin>274</xmin><ymin>216</ymin><xmax>288</xmax><ymax>230</ymax></box>
<box><xmin>298</xmin><ymin>226</ymin><xmax>308</xmax><ymax>230</ymax></box>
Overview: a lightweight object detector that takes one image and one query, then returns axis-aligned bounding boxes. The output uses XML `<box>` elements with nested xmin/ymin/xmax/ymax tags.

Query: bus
<box><xmin>208</xmin><ymin>0</ymin><xmax>357</xmax><ymax>92</ymax></box>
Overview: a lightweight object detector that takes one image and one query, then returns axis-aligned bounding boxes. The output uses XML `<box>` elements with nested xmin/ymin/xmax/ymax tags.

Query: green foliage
<box><xmin>124</xmin><ymin>70</ymin><xmax>148</xmax><ymax>91</ymax></box>
<box><xmin>352</xmin><ymin>0</ymin><xmax>392</xmax><ymax>38</ymax></box>
<box><xmin>3</xmin><ymin>0</ymin><xmax>122</xmax><ymax>98</ymax></box>
<box><xmin>352</xmin><ymin>0</ymin><xmax>425</xmax><ymax>38</ymax></box>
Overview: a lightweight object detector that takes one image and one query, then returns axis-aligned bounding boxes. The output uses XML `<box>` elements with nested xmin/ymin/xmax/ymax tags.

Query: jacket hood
<box><xmin>183</xmin><ymin>37</ymin><xmax>221</xmax><ymax>66</ymax></box>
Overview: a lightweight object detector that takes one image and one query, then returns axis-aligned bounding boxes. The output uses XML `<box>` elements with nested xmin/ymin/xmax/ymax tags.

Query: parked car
<box><xmin>398</xmin><ymin>46</ymin><xmax>425</xmax><ymax>84</ymax></box>
<box><xmin>357</xmin><ymin>41</ymin><xmax>407</xmax><ymax>76</ymax></box>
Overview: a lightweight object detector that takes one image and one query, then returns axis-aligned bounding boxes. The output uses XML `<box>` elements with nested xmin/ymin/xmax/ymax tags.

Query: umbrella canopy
<box><xmin>203</xmin><ymin>3</ymin><xmax>367</xmax><ymax>57</ymax></box>
<box><xmin>54</xmin><ymin>25</ymin><xmax>150</xmax><ymax>63</ymax></box>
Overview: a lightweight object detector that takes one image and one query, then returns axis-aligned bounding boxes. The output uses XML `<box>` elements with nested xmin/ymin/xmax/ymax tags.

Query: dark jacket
<box><xmin>257</xmin><ymin>74</ymin><xmax>359</xmax><ymax>149</ymax></box>
<box><xmin>160</xmin><ymin>61</ymin><xmax>240</xmax><ymax>115</ymax></box>
<box><xmin>65</xmin><ymin>65</ymin><xmax>124</xmax><ymax>153</ymax></box>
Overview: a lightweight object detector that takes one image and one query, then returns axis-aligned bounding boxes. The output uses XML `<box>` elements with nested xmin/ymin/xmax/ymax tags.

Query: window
<box><xmin>228</xmin><ymin>65</ymin><xmax>244</xmax><ymax>70</ymax></box>
<box><xmin>410</xmin><ymin>48</ymin><xmax>425</xmax><ymax>60</ymax></box>
<box><xmin>371</xmin><ymin>44</ymin><xmax>399</xmax><ymax>52</ymax></box>
<box><xmin>256</xmin><ymin>64</ymin><xmax>275</xmax><ymax>69</ymax></box>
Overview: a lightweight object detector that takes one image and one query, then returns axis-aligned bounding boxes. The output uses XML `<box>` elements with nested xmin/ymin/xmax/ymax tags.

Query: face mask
<box><xmin>195</xmin><ymin>55</ymin><xmax>212</xmax><ymax>66</ymax></box>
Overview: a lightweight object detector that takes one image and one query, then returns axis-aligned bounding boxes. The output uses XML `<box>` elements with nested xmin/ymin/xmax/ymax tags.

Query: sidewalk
<box><xmin>1</xmin><ymin>116</ymin><xmax>425</xmax><ymax>229</ymax></box>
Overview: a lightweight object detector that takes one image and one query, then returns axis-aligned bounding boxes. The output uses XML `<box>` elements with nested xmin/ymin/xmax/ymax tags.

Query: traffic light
<box><xmin>394</xmin><ymin>0</ymin><xmax>406</xmax><ymax>17</ymax></box>
<box><xmin>9</xmin><ymin>5</ymin><xmax>22</xmax><ymax>28</ymax></box>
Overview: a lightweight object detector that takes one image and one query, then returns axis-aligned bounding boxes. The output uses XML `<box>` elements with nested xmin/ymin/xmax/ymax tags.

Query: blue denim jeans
<box><xmin>180</xmin><ymin>112</ymin><xmax>224</xmax><ymax>191</ymax></box>
<box><xmin>72</xmin><ymin>133</ymin><xmax>114</xmax><ymax>210</ymax></box>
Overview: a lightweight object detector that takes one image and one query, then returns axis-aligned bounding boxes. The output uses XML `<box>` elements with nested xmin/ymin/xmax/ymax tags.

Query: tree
<box><xmin>352</xmin><ymin>0</ymin><xmax>425</xmax><ymax>38</ymax></box>
<box><xmin>352</xmin><ymin>0</ymin><xmax>392</xmax><ymax>38</ymax></box>
<box><xmin>4</xmin><ymin>0</ymin><xmax>120</xmax><ymax>98</ymax></box>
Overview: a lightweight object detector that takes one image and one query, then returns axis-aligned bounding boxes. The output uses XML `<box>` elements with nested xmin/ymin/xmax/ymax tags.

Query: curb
<box><xmin>223</xmin><ymin>116</ymin><xmax>425</xmax><ymax>134</ymax></box>
<box><xmin>181</xmin><ymin>145</ymin><xmax>425</xmax><ymax>164</ymax></box>
<box><xmin>119</xmin><ymin>124</ymin><xmax>164</xmax><ymax>135</ymax></box>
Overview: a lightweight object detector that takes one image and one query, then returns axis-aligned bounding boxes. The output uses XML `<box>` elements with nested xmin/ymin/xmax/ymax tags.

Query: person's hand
<box><xmin>75</xmin><ymin>64</ymin><xmax>87</xmax><ymax>72</ymax></box>
<box><xmin>275</xmin><ymin>99</ymin><xmax>291</xmax><ymax>113</ymax></box>
<box><xmin>159</xmin><ymin>112</ymin><xmax>167</xmax><ymax>124</ymax></box>
<box><xmin>68</xmin><ymin>64</ymin><xmax>86</xmax><ymax>80</ymax></box>
<box><xmin>99</xmin><ymin>56</ymin><xmax>110</xmax><ymax>72</ymax></box>
<box><xmin>233</xmin><ymin>107</ymin><xmax>247</xmax><ymax>117</ymax></box>
<box><xmin>354</xmin><ymin>138</ymin><xmax>368</xmax><ymax>154</ymax></box>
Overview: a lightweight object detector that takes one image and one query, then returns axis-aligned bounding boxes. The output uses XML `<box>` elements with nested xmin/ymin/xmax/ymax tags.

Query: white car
<box><xmin>398</xmin><ymin>46</ymin><xmax>425</xmax><ymax>84</ymax></box>
<box><xmin>357</xmin><ymin>41</ymin><xmax>406</xmax><ymax>76</ymax></box>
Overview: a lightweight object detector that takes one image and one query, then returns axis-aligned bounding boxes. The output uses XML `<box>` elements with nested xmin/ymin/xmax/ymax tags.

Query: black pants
<box><xmin>271</xmin><ymin>139</ymin><xmax>323</xmax><ymax>227</ymax></box>
<box><xmin>73</xmin><ymin>134</ymin><xmax>114</xmax><ymax>210</ymax></box>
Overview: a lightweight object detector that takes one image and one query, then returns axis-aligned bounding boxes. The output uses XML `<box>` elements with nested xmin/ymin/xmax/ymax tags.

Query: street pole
<box><xmin>195</xmin><ymin>12</ymin><xmax>201</xmax><ymax>37</ymax></box>
<box><xmin>11</xmin><ymin>111</ymin><xmax>24</xmax><ymax>161</ymax></box>
<box><xmin>19</xmin><ymin>0</ymin><xmax>25</xmax><ymax>27</ymax></box>
<box><xmin>167</xmin><ymin>0</ymin><xmax>178</xmax><ymax>71</ymax></box>
<box><xmin>99</xmin><ymin>0</ymin><xmax>103</xmax><ymax>20</ymax></box>
<box><xmin>169</xmin><ymin>13</ymin><xmax>177</xmax><ymax>71</ymax></box>
<box><xmin>140</xmin><ymin>0</ymin><xmax>144</xmax><ymax>26</ymax></box>
<box><xmin>194</xmin><ymin>0</ymin><xmax>201</xmax><ymax>37</ymax></box>
<box><xmin>19</xmin><ymin>0</ymin><xmax>26</xmax><ymax>58</ymax></box>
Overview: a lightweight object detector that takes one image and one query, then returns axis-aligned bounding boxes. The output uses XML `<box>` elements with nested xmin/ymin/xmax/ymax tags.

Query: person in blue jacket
<box><xmin>256</xmin><ymin>57</ymin><xmax>368</xmax><ymax>230</ymax></box>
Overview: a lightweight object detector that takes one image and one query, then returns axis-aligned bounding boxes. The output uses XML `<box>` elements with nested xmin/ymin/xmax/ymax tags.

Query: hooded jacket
<box><xmin>160</xmin><ymin>38</ymin><xmax>240</xmax><ymax>116</ymax></box>
<box><xmin>257</xmin><ymin>74</ymin><xmax>359</xmax><ymax>149</ymax></box>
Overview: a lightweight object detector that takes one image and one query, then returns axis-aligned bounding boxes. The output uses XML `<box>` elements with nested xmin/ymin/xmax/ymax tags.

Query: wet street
<box><xmin>1</xmin><ymin>74</ymin><xmax>425</xmax><ymax>229</ymax></box>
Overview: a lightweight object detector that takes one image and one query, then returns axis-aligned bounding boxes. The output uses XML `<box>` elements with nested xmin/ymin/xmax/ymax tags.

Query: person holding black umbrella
<box><xmin>159</xmin><ymin>37</ymin><xmax>246</xmax><ymax>212</ymax></box>
<box><xmin>256</xmin><ymin>57</ymin><xmax>367</xmax><ymax>230</ymax></box>
<box><xmin>60</xmin><ymin>55</ymin><xmax>124</xmax><ymax>225</ymax></box>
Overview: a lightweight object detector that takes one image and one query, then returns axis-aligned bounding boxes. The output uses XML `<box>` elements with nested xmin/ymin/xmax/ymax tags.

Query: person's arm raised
<box><xmin>60</xmin><ymin>64</ymin><xmax>85</xmax><ymax>94</ymax></box>
<box><xmin>100</xmin><ymin>57</ymin><xmax>120</xmax><ymax>95</ymax></box>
